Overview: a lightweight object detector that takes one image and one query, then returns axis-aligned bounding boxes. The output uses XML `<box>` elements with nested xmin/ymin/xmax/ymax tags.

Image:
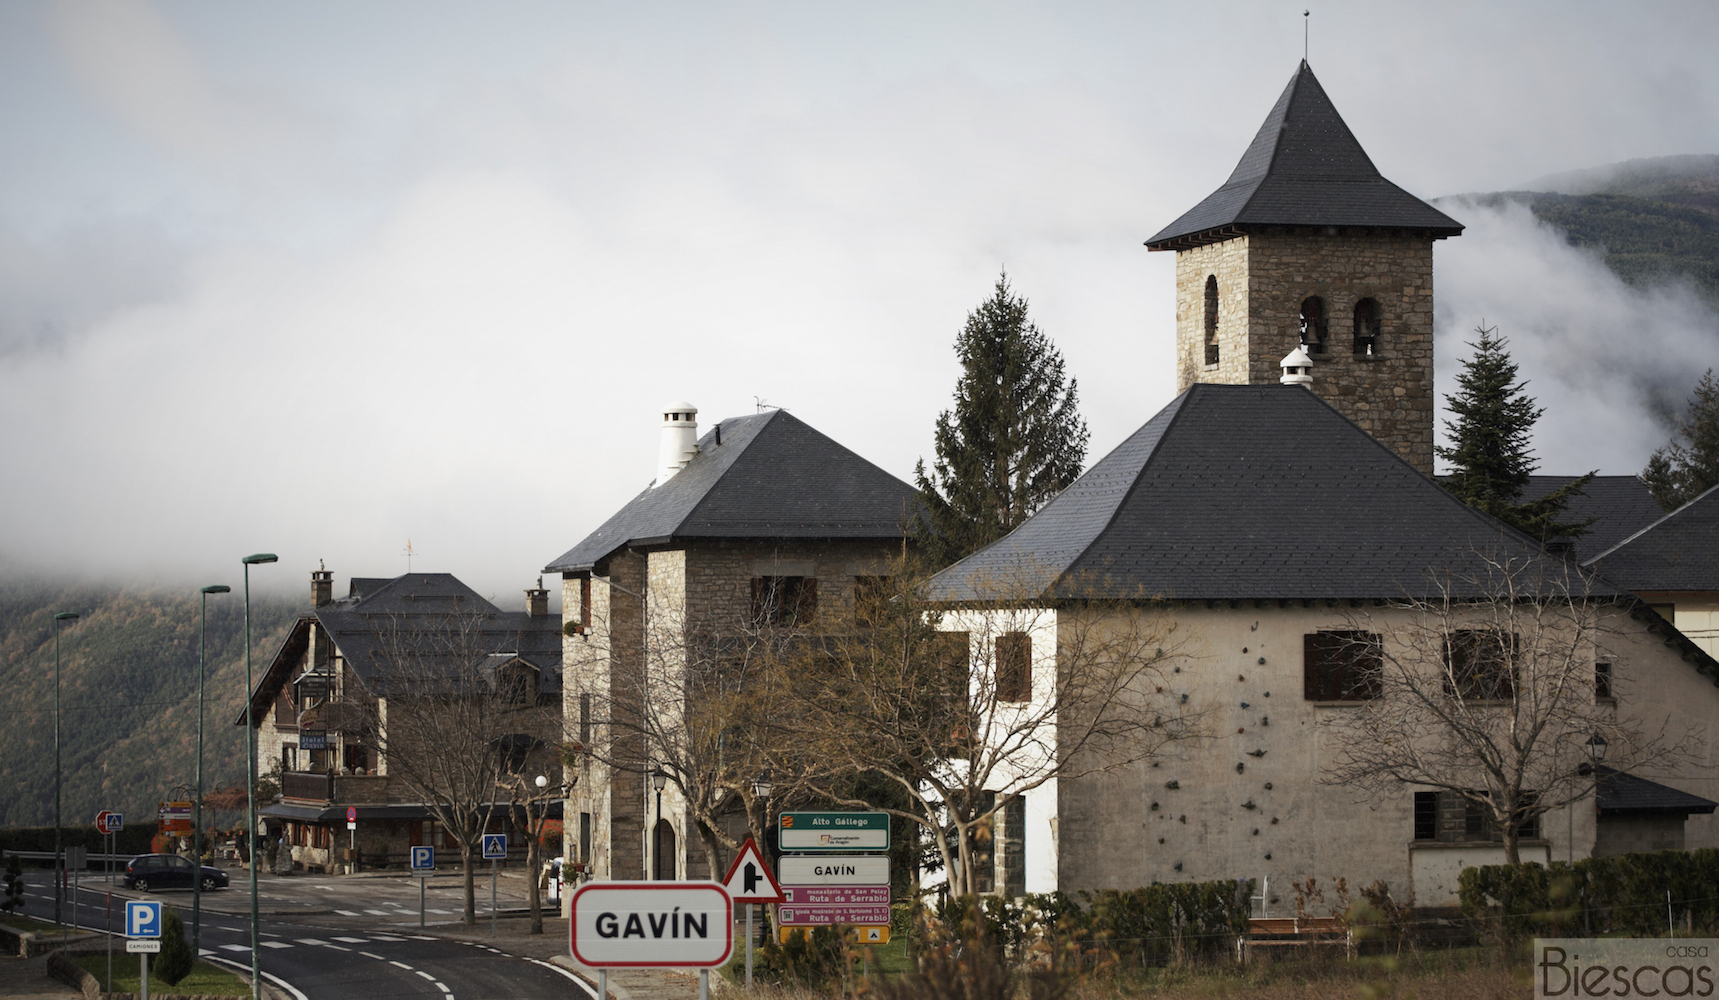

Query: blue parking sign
<box><xmin>481</xmin><ymin>834</ymin><xmax>507</xmax><ymax>860</ymax></box>
<box><xmin>126</xmin><ymin>901</ymin><xmax>162</xmax><ymax>938</ymax></box>
<box><xmin>410</xmin><ymin>845</ymin><xmax>435</xmax><ymax>871</ymax></box>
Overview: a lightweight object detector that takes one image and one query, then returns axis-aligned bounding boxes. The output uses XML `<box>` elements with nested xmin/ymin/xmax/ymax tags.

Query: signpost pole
<box><xmin>699</xmin><ymin>969</ymin><xmax>708</xmax><ymax>1000</ymax></box>
<box><xmin>490</xmin><ymin>859</ymin><xmax>497</xmax><ymax>937</ymax></box>
<box><xmin>141</xmin><ymin>954</ymin><xmax>148</xmax><ymax>1000</ymax></box>
<box><xmin>598</xmin><ymin>969</ymin><xmax>607</xmax><ymax>1000</ymax></box>
<box><xmin>106</xmin><ymin>889</ymin><xmax>112</xmax><ymax>991</ymax></box>
<box><xmin>745</xmin><ymin>904</ymin><xmax>753</xmax><ymax>987</ymax></box>
<box><xmin>420</xmin><ymin>876</ymin><xmax>426</xmax><ymax>928</ymax></box>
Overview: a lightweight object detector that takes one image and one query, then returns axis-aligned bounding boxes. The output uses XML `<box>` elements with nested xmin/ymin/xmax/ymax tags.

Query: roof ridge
<box><xmin>1584</xmin><ymin>480</ymin><xmax>1719</xmax><ymax>567</ymax></box>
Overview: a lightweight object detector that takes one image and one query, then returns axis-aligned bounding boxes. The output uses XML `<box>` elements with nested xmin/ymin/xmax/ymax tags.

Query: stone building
<box><xmin>927</xmin><ymin>382</ymin><xmax>1719</xmax><ymax>905</ymax></box>
<box><xmin>543</xmin><ymin>404</ymin><xmax>918</xmax><ymax>896</ymax></box>
<box><xmin>1146</xmin><ymin>61</ymin><xmax>1464</xmax><ymax>476</ymax></box>
<box><xmin>240</xmin><ymin>570</ymin><xmax>562</xmax><ymax>873</ymax></box>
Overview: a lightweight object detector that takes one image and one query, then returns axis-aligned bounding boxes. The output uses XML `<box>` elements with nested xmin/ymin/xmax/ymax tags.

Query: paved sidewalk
<box><xmin>0</xmin><ymin>955</ymin><xmax>80</xmax><ymax>999</ymax></box>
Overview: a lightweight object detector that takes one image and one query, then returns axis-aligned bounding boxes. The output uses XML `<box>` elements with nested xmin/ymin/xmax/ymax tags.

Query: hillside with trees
<box><xmin>0</xmin><ymin>579</ymin><xmax>302</xmax><ymax>829</ymax></box>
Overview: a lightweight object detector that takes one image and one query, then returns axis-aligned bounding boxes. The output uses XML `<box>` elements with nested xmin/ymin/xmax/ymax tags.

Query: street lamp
<box><xmin>241</xmin><ymin>553</ymin><xmax>276</xmax><ymax>1000</ymax></box>
<box><xmin>52</xmin><ymin>611</ymin><xmax>79</xmax><ymax>927</ymax></box>
<box><xmin>650</xmin><ymin>767</ymin><xmax>668</xmax><ymax>880</ymax></box>
<box><xmin>751</xmin><ymin>772</ymin><xmax>774</xmax><ymax>801</ymax></box>
<box><xmin>1586</xmin><ymin>734</ymin><xmax>1609</xmax><ymax>764</ymax></box>
<box><xmin>193</xmin><ymin>584</ymin><xmax>230</xmax><ymax>958</ymax></box>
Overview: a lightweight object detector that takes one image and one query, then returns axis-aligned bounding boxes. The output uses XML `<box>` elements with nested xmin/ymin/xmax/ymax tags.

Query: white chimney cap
<box><xmin>662</xmin><ymin>402</ymin><xmax>698</xmax><ymax>422</ymax></box>
<box><xmin>1280</xmin><ymin>347</ymin><xmax>1315</xmax><ymax>387</ymax></box>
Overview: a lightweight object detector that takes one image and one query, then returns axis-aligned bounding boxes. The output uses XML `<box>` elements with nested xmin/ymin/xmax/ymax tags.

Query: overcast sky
<box><xmin>3</xmin><ymin>0</ymin><xmax>1718</xmax><ymax>604</ymax></box>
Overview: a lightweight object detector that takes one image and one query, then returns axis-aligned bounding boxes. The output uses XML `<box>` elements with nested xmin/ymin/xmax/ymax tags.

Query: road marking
<box><xmin>370</xmin><ymin>934</ymin><xmax>408</xmax><ymax>941</ymax></box>
<box><xmin>261</xmin><ymin>941</ymin><xmax>293</xmax><ymax>949</ymax></box>
<box><xmin>436</xmin><ymin>983</ymin><xmax>450</xmax><ymax>994</ymax></box>
<box><xmin>427</xmin><ymin>908</ymin><xmax>452</xmax><ymax>914</ymax></box>
<box><xmin>333</xmin><ymin>936</ymin><xmax>369</xmax><ymax>943</ymax></box>
<box><xmin>408</xmin><ymin>935</ymin><xmax>437</xmax><ymax>941</ymax></box>
<box><xmin>527</xmin><ymin>957</ymin><xmax>600</xmax><ymax>999</ymax></box>
<box><xmin>335</xmin><ymin>909</ymin><xmax>362</xmax><ymax>916</ymax></box>
<box><xmin>416</xmin><ymin>970</ymin><xmax>437</xmax><ymax>981</ymax></box>
<box><xmin>220</xmin><ymin>944</ymin><xmax>249</xmax><ymax>952</ymax></box>
<box><xmin>202</xmin><ymin>953</ymin><xmax>310</xmax><ymax>1000</ymax></box>
<box><xmin>294</xmin><ymin>939</ymin><xmax>329</xmax><ymax>946</ymax></box>
<box><xmin>362</xmin><ymin>952</ymin><xmax>389</xmax><ymax>961</ymax></box>
<box><xmin>365</xmin><ymin>909</ymin><xmax>390</xmax><ymax>915</ymax></box>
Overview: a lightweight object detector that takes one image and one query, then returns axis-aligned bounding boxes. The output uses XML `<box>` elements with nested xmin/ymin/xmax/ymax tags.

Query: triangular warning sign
<box><xmin>721</xmin><ymin>837</ymin><xmax>785</xmax><ymax>903</ymax></box>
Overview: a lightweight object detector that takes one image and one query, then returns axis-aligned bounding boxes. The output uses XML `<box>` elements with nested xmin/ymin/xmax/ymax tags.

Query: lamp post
<box><xmin>1572</xmin><ymin>734</ymin><xmax>1610</xmax><ymax>862</ymax></box>
<box><xmin>52</xmin><ymin>611</ymin><xmax>79</xmax><ymax>927</ymax></box>
<box><xmin>650</xmin><ymin>767</ymin><xmax>668</xmax><ymax>880</ymax></box>
<box><xmin>747</xmin><ymin>772</ymin><xmax>774</xmax><ymax>988</ymax></box>
<box><xmin>193</xmin><ymin>584</ymin><xmax>230</xmax><ymax>957</ymax></box>
<box><xmin>241</xmin><ymin>553</ymin><xmax>276</xmax><ymax>1000</ymax></box>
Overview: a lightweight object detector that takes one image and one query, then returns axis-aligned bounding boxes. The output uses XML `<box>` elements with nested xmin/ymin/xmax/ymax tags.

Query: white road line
<box><xmin>390</xmin><ymin>960</ymin><xmax>414</xmax><ymax>969</ymax></box>
<box><xmin>362</xmin><ymin>951</ymin><xmax>388</xmax><ymax>960</ymax></box>
<box><xmin>333</xmin><ymin>936</ymin><xmax>369</xmax><ymax>943</ymax></box>
<box><xmin>527</xmin><ymin>957</ymin><xmax>600</xmax><ymax>999</ymax></box>
<box><xmin>335</xmin><ymin>909</ymin><xmax>362</xmax><ymax>916</ymax></box>
<box><xmin>365</xmin><ymin>909</ymin><xmax>390</xmax><ymax>915</ymax></box>
<box><xmin>436</xmin><ymin>983</ymin><xmax>451</xmax><ymax>993</ymax></box>
<box><xmin>261</xmin><ymin>941</ymin><xmax>293</xmax><ymax>949</ymax></box>
<box><xmin>416</xmin><ymin>970</ymin><xmax>437</xmax><ymax>981</ymax></box>
<box><xmin>201</xmin><ymin>953</ymin><xmax>310</xmax><ymax>1000</ymax></box>
<box><xmin>371</xmin><ymin>934</ymin><xmax>408</xmax><ymax>941</ymax></box>
<box><xmin>219</xmin><ymin>944</ymin><xmax>249</xmax><ymax>952</ymax></box>
<box><xmin>294</xmin><ymin>939</ymin><xmax>329</xmax><ymax>946</ymax></box>
<box><xmin>428</xmin><ymin>908</ymin><xmax>452</xmax><ymax>914</ymax></box>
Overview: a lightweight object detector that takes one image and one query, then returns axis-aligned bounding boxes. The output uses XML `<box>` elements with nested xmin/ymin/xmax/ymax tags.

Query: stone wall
<box><xmin>1595</xmin><ymin>814</ymin><xmax>1688</xmax><ymax>856</ymax></box>
<box><xmin>1174</xmin><ymin>230</ymin><xmax>1438</xmax><ymax>475</ymax></box>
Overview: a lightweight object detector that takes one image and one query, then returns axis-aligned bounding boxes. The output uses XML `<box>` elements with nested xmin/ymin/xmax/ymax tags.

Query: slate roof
<box><xmin>1585</xmin><ymin>483</ymin><xmax>1719</xmax><ymax>592</ymax></box>
<box><xmin>1145</xmin><ymin>61</ymin><xmax>1463</xmax><ymax>250</ymax></box>
<box><xmin>1439</xmin><ymin>475</ymin><xmax>1668</xmax><ymax>562</ymax></box>
<box><xmin>1595</xmin><ymin>766</ymin><xmax>1718</xmax><ymax>816</ymax></box>
<box><xmin>928</xmin><ymin>384</ymin><xmax>1623</xmax><ymax>603</ymax></box>
<box><xmin>544</xmin><ymin>409</ymin><xmax>919</xmax><ymax>574</ymax></box>
<box><xmin>240</xmin><ymin>573</ymin><xmax>563</xmax><ymax>723</ymax></box>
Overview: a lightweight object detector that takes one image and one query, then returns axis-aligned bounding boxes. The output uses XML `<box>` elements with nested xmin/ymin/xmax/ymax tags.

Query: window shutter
<box><xmin>1304</xmin><ymin>632</ymin><xmax>1324</xmax><ymax>700</ymax></box>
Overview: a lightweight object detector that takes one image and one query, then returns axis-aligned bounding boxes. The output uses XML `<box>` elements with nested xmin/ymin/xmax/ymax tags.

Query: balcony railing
<box><xmin>281</xmin><ymin>771</ymin><xmax>393</xmax><ymax>805</ymax></box>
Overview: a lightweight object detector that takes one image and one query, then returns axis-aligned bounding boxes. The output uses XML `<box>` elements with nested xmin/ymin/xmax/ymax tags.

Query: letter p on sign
<box><xmin>127</xmin><ymin>901</ymin><xmax>162</xmax><ymax>938</ymax></box>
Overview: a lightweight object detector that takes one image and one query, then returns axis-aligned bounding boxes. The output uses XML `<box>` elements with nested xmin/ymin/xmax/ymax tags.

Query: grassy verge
<box><xmin>68</xmin><ymin>954</ymin><xmax>251</xmax><ymax>996</ymax></box>
<box><xmin>1080</xmin><ymin>947</ymin><xmax>1529</xmax><ymax>999</ymax></box>
<box><xmin>0</xmin><ymin>914</ymin><xmax>66</xmax><ymax>933</ymax></box>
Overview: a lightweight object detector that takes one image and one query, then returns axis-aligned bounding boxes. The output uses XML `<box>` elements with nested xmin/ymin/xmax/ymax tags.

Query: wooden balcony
<box><xmin>280</xmin><ymin>770</ymin><xmax>393</xmax><ymax>805</ymax></box>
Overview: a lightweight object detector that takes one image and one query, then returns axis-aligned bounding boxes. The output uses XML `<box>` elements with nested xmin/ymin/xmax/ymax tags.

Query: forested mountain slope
<box><xmin>0</xmin><ymin>580</ymin><xmax>301</xmax><ymax>828</ymax></box>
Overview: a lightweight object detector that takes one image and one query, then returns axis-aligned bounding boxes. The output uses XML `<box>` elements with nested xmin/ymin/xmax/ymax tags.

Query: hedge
<box><xmin>1</xmin><ymin>825</ymin><xmax>155</xmax><ymax>861</ymax></box>
<box><xmin>1458</xmin><ymin>847</ymin><xmax>1719</xmax><ymax>938</ymax></box>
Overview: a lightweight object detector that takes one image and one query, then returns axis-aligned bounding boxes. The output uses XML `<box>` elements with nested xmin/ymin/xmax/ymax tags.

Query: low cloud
<box><xmin>1432</xmin><ymin>197</ymin><xmax>1719</xmax><ymax>476</ymax></box>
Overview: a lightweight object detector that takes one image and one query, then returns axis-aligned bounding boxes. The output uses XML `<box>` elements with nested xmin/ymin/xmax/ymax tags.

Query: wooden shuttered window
<box><xmin>1444</xmin><ymin>630</ymin><xmax>1518</xmax><ymax>700</ymax></box>
<box><xmin>996</xmin><ymin>632</ymin><xmax>1032</xmax><ymax>702</ymax></box>
<box><xmin>1413</xmin><ymin>790</ymin><xmax>1539</xmax><ymax>842</ymax></box>
<box><xmin>1303</xmin><ymin>630</ymin><xmax>1382</xmax><ymax>701</ymax></box>
<box><xmin>750</xmin><ymin>576</ymin><xmax>817</xmax><ymax>627</ymax></box>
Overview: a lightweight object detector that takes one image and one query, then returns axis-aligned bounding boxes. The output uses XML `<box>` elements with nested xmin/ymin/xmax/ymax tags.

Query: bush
<box><xmin>1459</xmin><ymin>847</ymin><xmax>1719</xmax><ymax>939</ymax></box>
<box><xmin>749</xmin><ymin>925</ymin><xmax>851</xmax><ymax>988</ymax></box>
<box><xmin>2</xmin><ymin>855</ymin><xmax>24</xmax><ymax>913</ymax></box>
<box><xmin>154</xmin><ymin>907</ymin><xmax>194</xmax><ymax>985</ymax></box>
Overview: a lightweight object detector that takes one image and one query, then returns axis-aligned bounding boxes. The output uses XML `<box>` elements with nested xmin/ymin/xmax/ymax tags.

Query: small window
<box><xmin>1595</xmin><ymin>661</ymin><xmax>1614</xmax><ymax>700</ymax></box>
<box><xmin>579</xmin><ymin>812</ymin><xmax>592</xmax><ymax>864</ymax></box>
<box><xmin>1299</xmin><ymin>296</ymin><xmax>1329</xmax><ymax>354</ymax></box>
<box><xmin>1353</xmin><ymin>298</ymin><xmax>1382</xmax><ymax>355</ymax></box>
<box><xmin>1445</xmin><ymin>630</ymin><xmax>1517</xmax><ymax>700</ymax></box>
<box><xmin>1413</xmin><ymin>791</ymin><xmax>1437</xmax><ymax>840</ymax></box>
<box><xmin>579</xmin><ymin>577</ymin><xmax>592</xmax><ymax>628</ymax></box>
<box><xmin>996</xmin><ymin>632</ymin><xmax>1032</xmax><ymax>702</ymax></box>
<box><xmin>751</xmin><ymin>576</ymin><xmax>817</xmax><ymax>627</ymax></box>
<box><xmin>1204</xmin><ymin>275</ymin><xmax>1220</xmax><ymax>365</ymax></box>
<box><xmin>1303</xmin><ymin>631</ymin><xmax>1383</xmax><ymax>701</ymax></box>
<box><xmin>578</xmin><ymin>692</ymin><xmax>592</xmax><ymax>745</ymax></box>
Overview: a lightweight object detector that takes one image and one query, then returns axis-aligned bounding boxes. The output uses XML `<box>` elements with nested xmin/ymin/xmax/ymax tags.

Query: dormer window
<box><xmin>1299</xmin><ymin>296</ymin><xmax>1328</xmax><ymax>354</ymax></box>
<box><xmin>1204</xmin><ymin>275</ymin><xmax>1220</xmax><ymax>365</ymax></box>
<box><xmin>1353</xmin><ymin>298</ymin><xmax>1382</xmax><ymax>355</ymax></box>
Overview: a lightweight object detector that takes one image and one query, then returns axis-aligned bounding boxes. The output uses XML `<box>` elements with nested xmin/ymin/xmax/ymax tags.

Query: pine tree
<box><xmin>913</xmin><ymin>272</ymin><xmax>1089</xmax><ymax>567</ymax></box>
<box><xmin>1642</xmin><ymin>369</ymin><xmax>1719</xmax><ymax>512</ymax></box>
<box><xmin>1437</xmin><ymin>324</ymin><xmax>1594</xmax><ymax>541</ymax></box>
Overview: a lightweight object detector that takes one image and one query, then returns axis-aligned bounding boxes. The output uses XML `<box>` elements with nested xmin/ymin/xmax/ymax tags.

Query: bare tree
<box><xmin>773</xmin><ymin>562</ymin><xmax>1194</xmax><ymax>897</ymax></box>
<box><xmin>502</xmin><ymin>768</ymin><xmax>572</xmax><ymax>935</ymax></box>
<box><xmin>355</xmin><ymin>611</ymin><xmax>555</xmax><ymax>924</ymax></box>
<box><xmin>1320</xmin><ymin>549</ymin><xmax>1697</xmax><ymax>864</ymax></box>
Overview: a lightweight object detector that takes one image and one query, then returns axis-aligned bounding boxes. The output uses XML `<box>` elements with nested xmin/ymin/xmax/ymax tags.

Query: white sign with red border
<box><xmin>720</xmin><ymin>838</ymin><xmax>785</xmax><ymax>904</ymax></box>
<box><xmin>570</xmin><ymin>881</ymin><xmax>733</xmax><ymax>968</ymax></box>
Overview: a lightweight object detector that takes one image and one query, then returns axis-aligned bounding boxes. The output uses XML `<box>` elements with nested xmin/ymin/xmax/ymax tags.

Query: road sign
<box><xmin>780</xmin><ymin>903</ymin><xmax>891</xmax><ymax>925</ymax></box>
<box><xmin>481</xmin><ymin>834</ymin><xmax>507</xmax><ymax>860</ymax></box>
<box><xmin>781</xmin><ymin>926</ymin><xmax>891</xmax><ymax>945</ymax></box>
<box><xmin>570</xmin><ymin>882</ymin><xmax>733</xmax><ymax>968</ymax></box>
<box><xmin>778</xmin><ymin>811</ymin><xmax>889</xmax><ymax>851</ymax></box>
<box><xmin>346</xmin><ymin>807</ymin><xmax>358</xmax><ymax>823</ymax></box>
<box><xmin>720</xmin><ymin>838</ymin><xmax>785</xmax><ymax>903</ymax></box>
<box><xmin>157</xmin><ymin>801</ymin><xmax>192</xmax><ymax>836</ymax></box>
<box><xmin>126</xmin><ymin>901</ymin><xmax>162</xmax><ymax>938</ymax></box>
<box><xmin>299</xmin><ymin>728</ymin><xmax>328</xmax><ymax>750</ymax></box>
<box><xmin>777</xmin><ymin>856</ymin><xmax>890</xmax><ymax>885</ymax></box>
<box><xmin>95</xmin><ymin>810</ymin><xmax>123</xmax><ymax>833</ymax></box>
<box><xmin>411</xmin><ymin>846</ymin><xmax>435</xmax><ymax>873</ymax></box>
<box><xmin>126</xmin><ymin>939</ymin><xmax>161</xmax><ymax>953</ymax></box>
<box><xmin>783</xmin><ymin>886</ymin><xmax>889</xmax><ymax>905</ymax></box>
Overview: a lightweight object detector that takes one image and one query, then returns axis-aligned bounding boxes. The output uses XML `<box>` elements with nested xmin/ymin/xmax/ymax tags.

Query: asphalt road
<box><xmin>18</xmin><ymin>870</ymin><xmax>590</xmax><ymax>1000</ymax></box>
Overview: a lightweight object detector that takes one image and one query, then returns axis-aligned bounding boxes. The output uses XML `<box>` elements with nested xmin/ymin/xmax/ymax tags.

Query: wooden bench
<box><xmin>1239</xmin><ymin>916</ymin><xmax>1353</xmax><ymax>962</ymax></box>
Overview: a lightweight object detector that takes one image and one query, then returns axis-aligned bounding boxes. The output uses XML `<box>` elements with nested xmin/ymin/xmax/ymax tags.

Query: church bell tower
<box><xmin>1146</xmin><ymin>61</ymin><xmax>1463</xmax><ymax>476</ymax></box>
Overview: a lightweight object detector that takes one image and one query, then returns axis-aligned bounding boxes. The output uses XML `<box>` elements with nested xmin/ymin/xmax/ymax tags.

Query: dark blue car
<box><xmin>123</xmin><ymin>854</ymin><xmax>229</xmax><ymax>892</ymax></box>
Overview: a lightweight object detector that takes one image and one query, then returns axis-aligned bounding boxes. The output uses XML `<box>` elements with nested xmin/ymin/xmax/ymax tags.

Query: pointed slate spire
<box><xmin>1146</xmin><ymin>62</ymin><xmax>1463</xmax><ymax>250</ymax></box>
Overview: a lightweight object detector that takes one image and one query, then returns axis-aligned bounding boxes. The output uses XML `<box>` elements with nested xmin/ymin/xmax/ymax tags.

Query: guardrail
<box><xmin>3</xmin><ymin>850</ymin><xmax>136</xmax><ymax>867</ymax></box>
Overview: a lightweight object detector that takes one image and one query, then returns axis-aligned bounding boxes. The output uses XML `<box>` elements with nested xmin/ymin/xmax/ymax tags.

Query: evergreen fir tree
<box><xmin>1642</xmin><ymin>368</ymin><xmax>1719</xmax><ymax>511</ymax></box>
<box><xmin>1437</xmin><ymin>324</ymin><xmax>1594</xmax><ymax>541</ymax></box>
<box><xmin>913</xmin><ymin>272</ymin><xmax>1089</xmax><ymax>567</ymax></box>
<box><xmin>154</xmin><ymin>906</ymin><xmax>194</xmax><ymax>985</ymax></box>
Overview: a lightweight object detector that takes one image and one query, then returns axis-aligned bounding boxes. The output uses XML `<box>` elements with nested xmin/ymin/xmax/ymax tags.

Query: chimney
<box><xmin>311</xmin><ymin>562</ymin><xmax>333</xmax><ymax>607</ymax></box>
<box><xmin>656</xmin><ymin>402</ymin><xmax>699</xmax><ymax>485</ymax></box>
<box><xmin>526</xmin><ymin>576</ymin><xmax>549</xmax><ymax>617</ymax></box>
<box><xmin>1280</xmin><ymin>346</ymin><xmax>1315</xmax><ymax>387</ymax></box>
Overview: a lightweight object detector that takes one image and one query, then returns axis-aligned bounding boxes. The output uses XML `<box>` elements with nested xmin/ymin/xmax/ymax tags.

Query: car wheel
<box><xmin>133</xmin><ymin>878</ymin><xmax>149</xmax><ymax>892</ymax></box>
<box><xmin>201</xmin><ymin>876</ymin><xmax>219</xmax><ymax>891</ymax></box>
